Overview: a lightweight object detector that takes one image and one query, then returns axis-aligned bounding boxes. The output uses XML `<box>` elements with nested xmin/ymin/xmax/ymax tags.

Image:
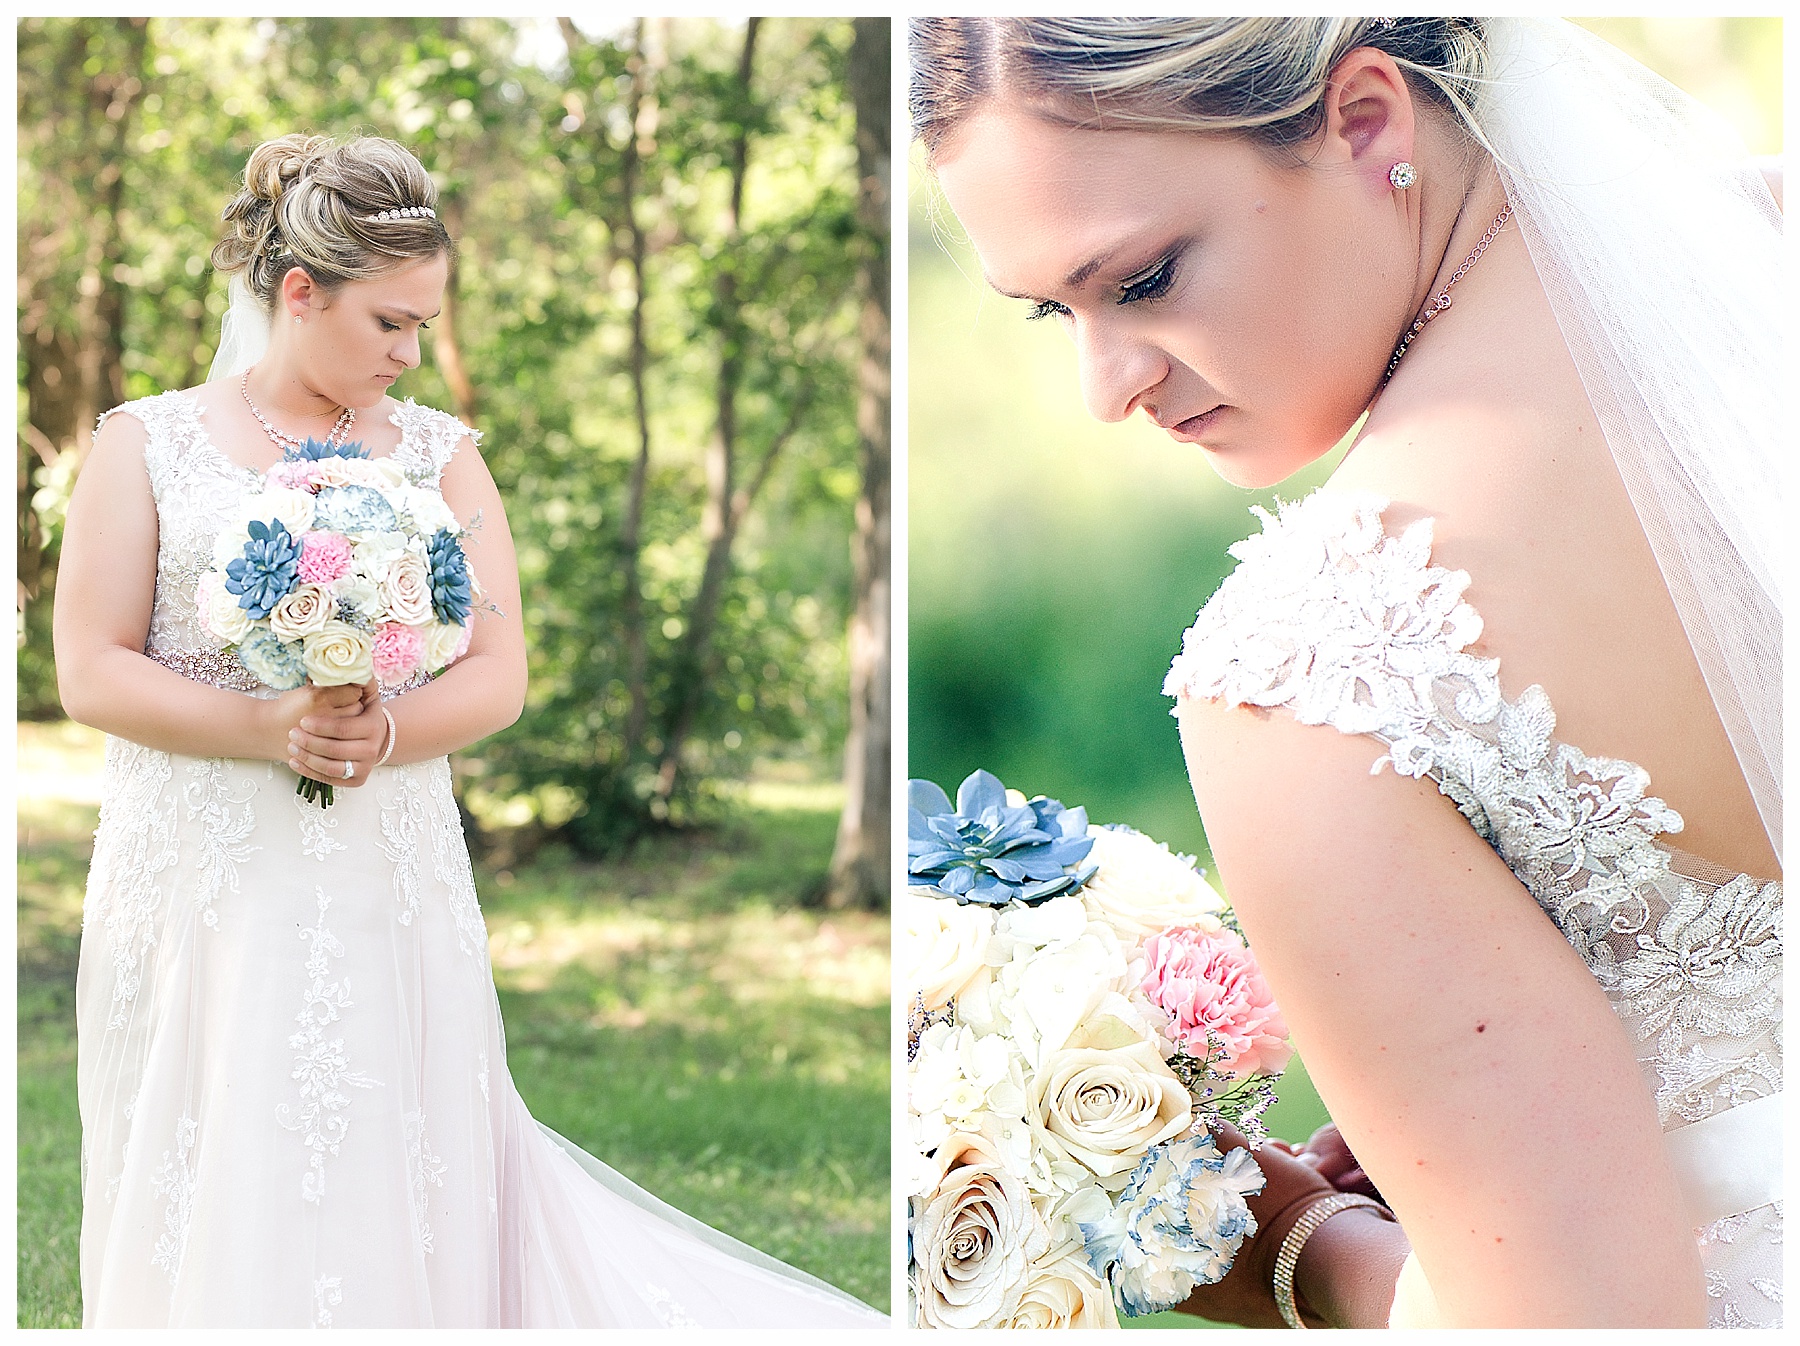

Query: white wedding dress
<box><xmin>1165</xmin><ymin>491</ymin><xmax>1782</xmax><ymax>1329</ymax></box>
<box><xmin>76</xmin><ymin>391</ymin><xmax>886</xmax><ymax>1328</ymax></box>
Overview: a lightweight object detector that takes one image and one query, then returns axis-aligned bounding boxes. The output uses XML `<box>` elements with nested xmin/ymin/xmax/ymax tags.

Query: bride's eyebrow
<box><xmin>984</xmin><ymin>247</ymin><xmax>1126</xmax><ymax>300</ymax></box>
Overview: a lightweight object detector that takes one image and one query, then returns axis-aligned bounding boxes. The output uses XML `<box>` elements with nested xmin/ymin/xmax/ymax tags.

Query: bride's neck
<box><xmin>244</xmin><ymin>348</ymin><xmax>344</xmax><ymax>421</ymax></box>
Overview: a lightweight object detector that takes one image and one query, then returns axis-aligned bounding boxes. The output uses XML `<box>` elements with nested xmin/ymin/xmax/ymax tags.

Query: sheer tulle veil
<box><xmin>206</xmin><ymin>272</ymin><xmax>271</xmax><ymax>383</ymax></box>
<box><xmin>1475</xmin><ymin>18</ymin><xmax>1783</xmax><ymax>861</ymax></box>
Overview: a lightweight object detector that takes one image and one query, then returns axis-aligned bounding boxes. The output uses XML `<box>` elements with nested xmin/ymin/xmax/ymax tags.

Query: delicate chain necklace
<box><xmin>240</xmin><ymin>369</ymin><xmax>356</xmax><ymax>453</ymax></box>
<box><xmin>1383</xmin><ymin>198</ymin><xmax>1515</xmax><ymax>383</ymax></box>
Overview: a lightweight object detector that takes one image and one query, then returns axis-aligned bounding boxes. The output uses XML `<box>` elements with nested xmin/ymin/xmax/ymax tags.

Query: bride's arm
<box><xmin>54</xmin><ymin>409</ymin><xmax>362</xmax><ymax>759</ymax></box>
<box><xmin>293</xmin><ymin>432</ymin><xmax>528</xmax><ymax>771</ymax></box>
<box><xmin>1176</xmin><ymin>697</ymin><xmax>1707</xmax><ymax>1328</ymax></box>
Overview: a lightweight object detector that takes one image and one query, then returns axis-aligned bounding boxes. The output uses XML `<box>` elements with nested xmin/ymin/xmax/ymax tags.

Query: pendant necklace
<box><xmin>1383</xmin><ymin>199</ymin><xmax>1514</xmax><ymax>383</ymax></box>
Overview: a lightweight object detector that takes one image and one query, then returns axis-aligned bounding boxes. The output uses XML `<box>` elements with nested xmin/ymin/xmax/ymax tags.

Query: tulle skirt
<box><xmin>76</xmin><ymin>740</ymin><xmax>883</xmax><ymax>1327</ymax></box>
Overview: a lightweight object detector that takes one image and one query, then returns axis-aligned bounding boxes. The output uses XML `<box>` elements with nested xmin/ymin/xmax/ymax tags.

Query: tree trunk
<box><xmin>432</xmin><ymin>192</ymin><xmax>480</xmax><ymax>425</ymax></box>
<box><xmin>826</xmin><ymin>17</ymin><xmax>892</xmax><ymax>910</ymax></box>
<box><xmin>654</xmin><ymin>17</ymin><xmax>762</xmax><ymax>804</ymax></box>
<box><xmin>617</xmin><ymin>19</ymin><xmax>656</xmax><ymax>763</ymax></box>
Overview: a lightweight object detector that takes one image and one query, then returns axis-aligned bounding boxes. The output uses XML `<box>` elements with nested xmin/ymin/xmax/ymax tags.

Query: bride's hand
<box><xmin>1175</xmin><ymin>1122</ymin><xmax>1341</xmax><ymax>1328</ymax></box>
<box><xmin>1296</xmin><ymin>1121</ymin><xmax>1385</xmax><ymax>1202</ymax></box>
<box><xmin>281</xmin><ymin>681</ymin><xmax>388</xmax><ymax>787</ymax></box>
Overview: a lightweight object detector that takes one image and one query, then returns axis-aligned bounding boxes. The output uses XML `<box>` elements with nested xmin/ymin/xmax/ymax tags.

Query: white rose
<box><xmin>1080</xmin><ymin>827</ymin><xmax>1226</xmax><ymax>942</ymax></box>
<box><xmin>200</xmin><ymin>572</ymin><xmax>254</xmax><ymax>646</ymax></box>
<box><xmin>306</xmin><ymin>456</ymin><xmax>363</xmax><ymax>490</ymax></box>
<box><xmin>212</xmin><ymin>523</ymin><xmax>252</xmax><ymax>571</ymax></box>
<box><xmin>382</xmin><ymin>552</ymin><xmax>435</xmax><ymax>626</ymax></box>
<box><xmin>353</xmin><ymin>530</ymin><xmax>409</xmax><ymax>584</ymax></box>
<box><xmin>268</xmin><ymin>582</ymin><xmax>336</xmax><ymax>643</ymax></box>
<box><xmin>911</xmin><ymin>1132</ymin><xmax>1049</xmax><ymax>1329</ymax></box>
<box><xmin>301</xmin><ymin>620</ymin><xmax>374</xmax><ymax>686</ymax></box>
<box><xmin>371</xmin><ymin>456</ymin><xmax>409</xmax><ymax>489</ymax></box>
<box><xmin>237</xmin><ymin>484</ymin><xmax>315</xmax><ymax>538</ymax></box>
<box><xmin>901</xmin><ymin>889</ymin><xmax>994</xmax><ymax>1011</ymax></box>
<box><xmin>397</xmin><ymin>485</ymin><xmax>457</xmax><ymax>537</ymax></box>
<box><xmin>998</xmin><ymin>1246</ymin><xmax>1118</xmax><ymax>1329</ymax></box>
<box><xmin>1028</xmin><ymin>1013</ymin><xmax>1192</xmax><ymax>1184</ymax></box>
<box><xmin>335</xmin><ymin>574</ymin><xmax>385</xmax><ymax>620</ymax></box>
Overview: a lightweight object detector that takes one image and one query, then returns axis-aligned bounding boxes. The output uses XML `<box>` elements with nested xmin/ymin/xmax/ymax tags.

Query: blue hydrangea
<box><xmin>426</xmin><ymin>528</ymin><xmax>473</xmax><ymax>626</ymax></box>
<box><xmin>236</xmin><ymin>628</ymin><xmax>308</xmax><ymax>691</ymax></box>
<box><xmin>283</xmin><ymin>435</ymin><xmax>369</xmax><ymax>461</ymax></box>
<box><xmin>1078</xmin><ymin>1132</ymin><xmax>1267</xmax><ymax>1317</ymax></box>
<box><xmin>312</xmin><ymin>484</ymin><xmax>399</xmax><ymax>534</ymax></box>
<box><xmin>907</xmin><ymin>769</ymin><xmax>1097</xmax><ymax>907</ymax></box>
<box><xmin>223</xmin><ymin>518</ymin><xmax>302</xmax><ymax>619</ymax></box>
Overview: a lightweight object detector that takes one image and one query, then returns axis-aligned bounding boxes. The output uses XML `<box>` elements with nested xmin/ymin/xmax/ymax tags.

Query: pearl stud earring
<box><xmin>1388</xmin><ymin>161</ymin><xmax>1417</xmax><ymax>190</ymax></box>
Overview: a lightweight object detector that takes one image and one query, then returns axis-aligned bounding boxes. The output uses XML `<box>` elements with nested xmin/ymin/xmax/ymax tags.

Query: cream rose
<box><xmin>382</xmin><ymin>551</ymin><xmax>435</xmax><ymax>626</ymax></box>
<box><xmin>419</xmin><ymin>619</ymin><xmax>463</xmax><ymax>670</ymax></box>
<box><xmin>1028</xmin><ymin>1012</ymin><xmax>1192</xmax><ymax>1182</ymax></box>
<box><xmin>301</xmin><ymin>620</ymin><xmax>374</xmax><ymax>686</ymax></box>
<box><xmin>1080</xmin><ymin>826</ymin><xmax>1227</xmax><ymax>942</ymax></box>
<box><xmin>998</xmin><ymin>1246</ymin><xmax>1119</xmax><ymax>1329</ymax></box>
<box><xmin>306</xmin><ymin>456</ymin><xmax>365</xmax><ymax>490</ymax></box>
<box><xmin>199</xmin><ymin>572</ymin><xmax>253</xmax><ymax>646</ymax></box>
<box><xmin>236</xmin><ymin>484</ymin><xmax>315</xmax><ymax>538</ymax></box>
<box><xmin>901</xmin><ymin>889</ymin><xmax>995</xmax><ymax>1011</ymax></box>
<box><xmin>268</xmin><ymin>582</ymin><xmax>336</xmax><ymax>643</ymax></box>
<box><xmin>912</xmin><ymin>1132</ymin><xmax>1048</xmax><ymax>1329</ymax></box>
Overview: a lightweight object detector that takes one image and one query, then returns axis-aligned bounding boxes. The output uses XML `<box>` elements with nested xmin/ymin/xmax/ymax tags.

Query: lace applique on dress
<box><xmin>644</xmin><ymin>1282</ymin><xmax>701</xmax><ymax>1328</ymax></box>
<box><xmin>405</xmin><ymin>1110</ymin><xmax>448</xmax><ymax>1257</ymax></box>
<box><xmin>378</xmin><ymin>768</ymin><xmax>429</xmax><ymax>926</ymax></box>
<box><xmin>183</xmin><ymin>758</ymin><xmax>259</xmax><ymax>929</ymax></box>
<box><xmin>88</xmin><ymin>738</ymin><xmax>180</xmax><ymax>1027</ymax></box>
<box><xmin>1165</xmin><ymin>491</ymin><xmax>1783</xmax><ymax>1326</ymax></box>
<box><xmin>424</xmin><ymin>759</ymin><xmax>489</xmax><ymax>958</ymax></box>
<box><xmin>387</xmin><ymin>398</ymin><xmax>477</xmax><ymax>488</ymax></box>
<box><xmin>150</xmin><ymin>1114</ymin><xmax>199</xmax><ymax>1282</ymax></box>
<box><xmin>278</xmin><ymin>888</ymin><xmax>378</xmax><ymax>1203</ymax></box>
<box><xmin>313</xmin><ymin>1274</ymin><xmax>344</xmax><ymax>1328</ymax></box>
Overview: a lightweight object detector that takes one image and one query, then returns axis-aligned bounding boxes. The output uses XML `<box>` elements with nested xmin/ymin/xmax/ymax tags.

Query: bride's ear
<box><xmin>1320</xmin><ymin>48</ymin><xmax>1417</xmax><ymax>189</ymax></box>
<box><xmin>280</xmin><ymin>265</ymin><xmax>320</xmax><ymax>320</ymax></box>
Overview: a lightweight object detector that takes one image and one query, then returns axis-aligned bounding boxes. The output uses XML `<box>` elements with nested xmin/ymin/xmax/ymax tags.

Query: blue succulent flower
<box><xmin>236</xmin><ymin>628</ymin><xmax>308</xmax><ymax>691</ymax></box>
<box><xmin>223</xmin><ymin>518</ymin><xmax>303</xmax><ymax>619</ymax></box>
<box><xmin>426</xmin><ymin>528</ymin><xmax>473</xmax><ymax>626</ymax></box>
<box><xmin>1079</xmin><ymin>1132</ymin><xmax>1267</xmax><ymax>1318</ymax></box>
<box><xmin>283</xmin><ymin>435</ymin><xmax>370</xmax><ymax>461</ymax></box>
<box><xmin>907</xmin><ymin>769</ymin><xmax>1098</xmax><ymax>907</ymax></box>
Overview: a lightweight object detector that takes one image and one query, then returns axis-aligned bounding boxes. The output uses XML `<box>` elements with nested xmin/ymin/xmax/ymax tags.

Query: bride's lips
<box><xmin>1162</xmin><ymin>406</ymin><xmax>1228</xmax><ymax>443</ymax></box>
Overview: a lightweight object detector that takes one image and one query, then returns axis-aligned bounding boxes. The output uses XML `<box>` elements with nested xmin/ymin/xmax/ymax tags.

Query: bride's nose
<box><xmin>392</xmin><ymin>330</ymin><xmax>422</xmax><ymax>370</ymax></box>
<box><xmin>1074</xmin><ymin>319</ymin><xmax>1167</xmax><ymax>424</ymax></box>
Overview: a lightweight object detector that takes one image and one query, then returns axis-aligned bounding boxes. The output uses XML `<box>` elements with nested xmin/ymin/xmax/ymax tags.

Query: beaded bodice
<box><xmin>99</xmin><ymin>391</ymin><xmax>475</xmax><ymax>697</ymax></box>
<box><xmin>1163</xmin><ymin>491</ymin><xmax>1782</xmax><ymax>1133</ymax></box>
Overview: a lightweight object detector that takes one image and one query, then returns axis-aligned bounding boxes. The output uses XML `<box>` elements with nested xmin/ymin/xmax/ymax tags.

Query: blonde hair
<box><xmin>210</xmin><ymin>133</ymin><xmax>452</xmax><ymax>307</ymax></box>
<box><xmin>910</xmin><ymin>18</ymin><xmax>1491</xmax><ymax>163</ymax></box>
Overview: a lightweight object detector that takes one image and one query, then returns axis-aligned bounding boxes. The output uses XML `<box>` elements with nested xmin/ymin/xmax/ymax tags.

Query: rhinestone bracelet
<box><xmin>1273</xmin><ymin>1193</ymin><xmax>1393</xmax><ymax>1329</ymax></box>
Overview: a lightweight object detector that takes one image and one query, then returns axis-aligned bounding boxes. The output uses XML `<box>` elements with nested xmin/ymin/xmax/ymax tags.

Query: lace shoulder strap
<box><xmin>94</xmin><ymin>390</ymin><xmax>208</xmax><ymax>501</ymax></box>
<box><xmin>389</xmin><ymin>398</ymin><xmax>479</xmax><ymax>487</ymax></box>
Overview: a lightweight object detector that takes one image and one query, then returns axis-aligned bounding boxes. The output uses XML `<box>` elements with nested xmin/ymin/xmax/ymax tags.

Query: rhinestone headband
<box><xmin>366</xmin><ymin>205</ymin><xmax>437</xmax><ymax>222</ymax></box>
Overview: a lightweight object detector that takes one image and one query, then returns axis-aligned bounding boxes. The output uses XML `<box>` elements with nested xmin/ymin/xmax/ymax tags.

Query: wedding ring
<box><xmin>343</xmin><ymin>760</ymin><xmax>356</xmax><ymax>780</ymax></box>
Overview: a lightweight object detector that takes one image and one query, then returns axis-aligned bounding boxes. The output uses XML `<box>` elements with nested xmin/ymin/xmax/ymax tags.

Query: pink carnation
<box><xmin>297</xmin><ymin>531</ymin><xmax>353</xmax><ymax>585</ymax></box>
<box><xmin>371</xmin><ymin>622</ymin><xmax>426</xmax><ymax>683</ymax></box>
<box><xmin>1141</xmin><ymin>925</ymin><xmax>1291</xmax><ymax>1080</ymax></box>
<box><xmin>452</xmin><ymin>620</ymin><xmax>473</xmax><ymax>660</ymax></box>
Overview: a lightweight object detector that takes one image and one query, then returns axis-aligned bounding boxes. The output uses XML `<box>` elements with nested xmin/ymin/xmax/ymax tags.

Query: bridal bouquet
<box><xmin>904</xmin><ymin>770</ymin><xmax>1290</xmax><ymax>1329</ymax></box>
<box><xmin>195</xmin><ymin>436</ymin><xmax>478</xmax><ymax>805</ymax></box>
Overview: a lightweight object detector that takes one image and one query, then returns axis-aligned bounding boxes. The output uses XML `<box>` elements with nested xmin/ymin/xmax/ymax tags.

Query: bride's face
<box><xmin>935</xmin><ymin>108</ymin><xmax>1410</xmax><ymax>487</ymax></box>
<box><xmin>290</xmin><ymin>253</ymin><xmax>449</xmax><ymax>409</ymax></box>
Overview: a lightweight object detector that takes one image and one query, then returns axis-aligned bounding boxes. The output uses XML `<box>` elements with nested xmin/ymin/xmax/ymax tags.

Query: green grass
<box><xmin>16</xmin><ymin>721</ymin><xmax>889</xmax><ymax>1326</ymax></box>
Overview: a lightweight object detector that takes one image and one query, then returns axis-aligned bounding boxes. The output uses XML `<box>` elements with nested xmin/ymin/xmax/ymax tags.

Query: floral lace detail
<box><xmin>405</xmin><ymin>1110</ymin><xmax>448</xmax><ymax>1257</ymax></box>
<box><xmin>424</xmin><ymin>758</ymin><xmax>490</xmax><ymax>958</ymax></box>
<box><xmin>387</xmin><ymin>398</ymin><xmax>476</xmax><ymax>487</ymax></box>
<box><xmin>313</xmin><ymin>1274</ymin><xmax>344</xmax><ymax>1328</ymax></box>
<box><xmin>277</xmin><ymin>887</ymin><xmax>377</xmax><ymax>1203</ymax></box>
<box><xmin>378</xmin><ymin>767</ymin><xmax>428</xmax><ymax>926</ymax></box>
<box><xmin>295</xmin><ymin>787</ymin><xmax>346</xmax><ymax>861</ymax></box>
<box><xmin>87</xmin><ymin>738</ymin><xmax>180</xmax><ymax>1028</ymax></box>
<box><xmin>149</xmin><ymin>1114</ymin><xmax>199</xmax><ymax>1282</ymax></box>
<box><xmin>183</xmin><ymin>758</ymin><xmax>259</xmax><ymax>929</ymax></box>
<box><xmin>1164</xmin><ymin>491</ymin><xmax>1782</xmax><ymax>1132</ymax></box>
<box><xmin>644</xmin><ymin>1281</ymin><xmax>700</xmax><ymax>1327</ymax></box>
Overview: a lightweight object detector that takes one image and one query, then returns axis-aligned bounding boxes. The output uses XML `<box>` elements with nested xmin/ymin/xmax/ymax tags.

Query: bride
<box><xmin>912</xmin><ymin>17</ymin><xmax>1780</xmax><ymax>1329</ymax></box>
<box><xmin>54</xmin><ymin>132</ymin><xmax>884</xmax><ymax>1328</ymax></box>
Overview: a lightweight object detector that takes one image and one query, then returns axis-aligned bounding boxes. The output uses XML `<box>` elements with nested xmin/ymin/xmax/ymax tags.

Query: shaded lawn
<box><xmin>17</xmin><ymin>721</ymin><xmax>889</xmax><ymax>1326</ymax></box>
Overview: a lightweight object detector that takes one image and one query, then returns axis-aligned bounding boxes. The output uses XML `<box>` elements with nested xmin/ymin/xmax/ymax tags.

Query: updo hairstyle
<box><xmin>210</xmin><ymin>133</ymin><xmax>453</xmax><ymax>309</ymax></box>
<box><xmin>910</xmin><ymin>18</ymin><xmax>1491</xmax><ymax>164</ymax></box>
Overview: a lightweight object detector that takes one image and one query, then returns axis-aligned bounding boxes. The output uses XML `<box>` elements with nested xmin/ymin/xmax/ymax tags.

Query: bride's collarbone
<box><xmin>185</xmin><ymin>387</ymin><xmax>407</xmax><ymax>470</ymax></box>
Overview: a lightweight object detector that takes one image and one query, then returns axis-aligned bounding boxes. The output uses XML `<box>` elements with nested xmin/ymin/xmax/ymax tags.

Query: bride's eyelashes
<box><xmin>378</xmin><ymin>317</ymin><xmax>431</xmax><ymax>332</ymax></box>
<box><xmin>1021</xmin><ymin>250</ymin><xmax>1183</xmax><ymax>321</ymax></box>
